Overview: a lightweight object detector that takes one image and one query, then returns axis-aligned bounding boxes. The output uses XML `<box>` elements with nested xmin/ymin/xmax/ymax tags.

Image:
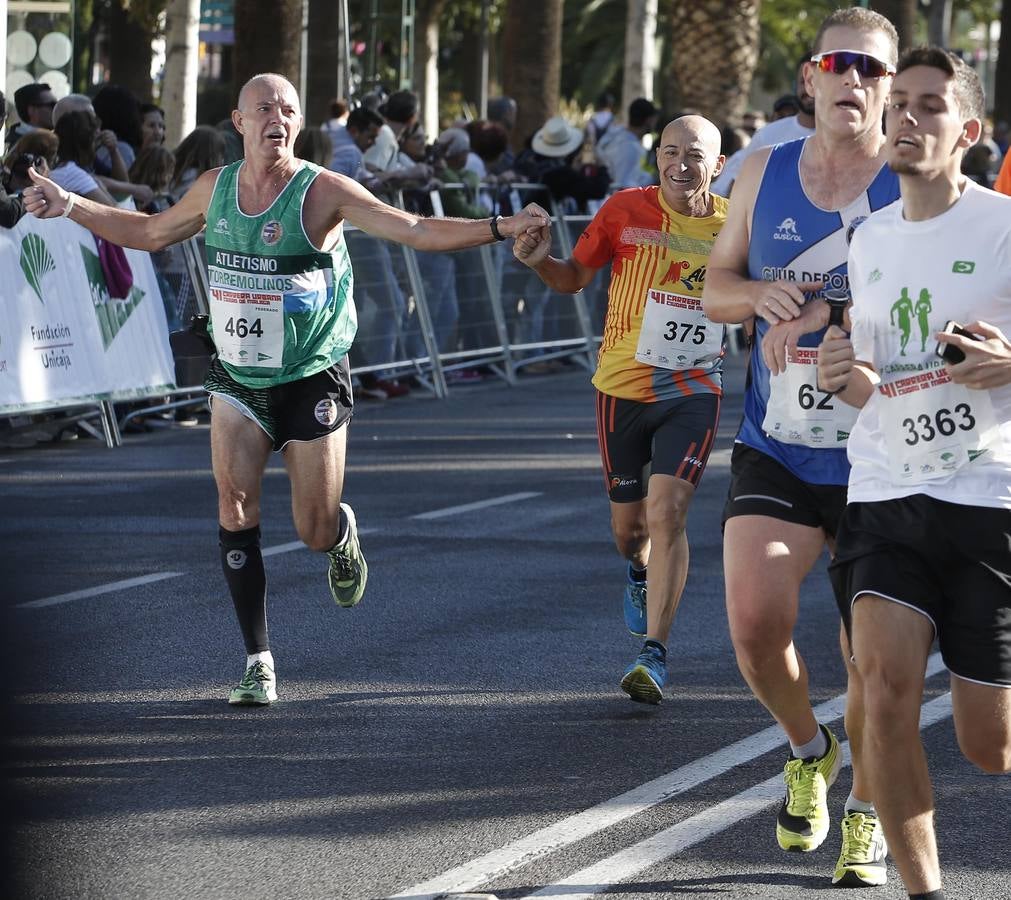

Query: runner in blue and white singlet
<box><xmin>739</xmin><ymin>137</ymin><xmax>899</xmax><ymax>485</ymax></box>
<box><xmin>701</xmin><ymin>9</ymin><xmax>903</xmax><ymax>888</ymax></box>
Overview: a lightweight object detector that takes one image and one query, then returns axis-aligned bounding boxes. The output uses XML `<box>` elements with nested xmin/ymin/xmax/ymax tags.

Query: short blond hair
<box><xmin>813</xmin><ymin>8</ymin><xmax>899</xmax><ymax>65</ymax></box>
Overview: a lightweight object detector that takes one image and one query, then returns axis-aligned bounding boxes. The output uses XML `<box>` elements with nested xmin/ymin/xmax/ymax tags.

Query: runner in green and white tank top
<box><xmin>205</xmin><ymin>159</ymin><xmax>356</xmax><ymax>388</ymax></box>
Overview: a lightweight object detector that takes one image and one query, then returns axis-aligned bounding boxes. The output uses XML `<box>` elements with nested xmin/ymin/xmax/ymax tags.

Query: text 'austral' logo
<box><xmin>774</xmin><ymin>217</ymin><xmax>803</xmax><ymax>242</ymax></box>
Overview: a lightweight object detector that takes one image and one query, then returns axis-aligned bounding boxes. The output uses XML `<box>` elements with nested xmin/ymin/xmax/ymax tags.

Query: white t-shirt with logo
<box><xmin>846</xmin><ymin>180</ymin><xmax>1011</xmax><ymax>509</ymax></box>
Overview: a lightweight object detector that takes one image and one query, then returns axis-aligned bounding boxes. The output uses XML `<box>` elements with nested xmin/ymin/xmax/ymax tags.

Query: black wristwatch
<box><xmin>490</xmin><ymin>215</ymin><xmax>506</xmax><ymax>241</ymax></box>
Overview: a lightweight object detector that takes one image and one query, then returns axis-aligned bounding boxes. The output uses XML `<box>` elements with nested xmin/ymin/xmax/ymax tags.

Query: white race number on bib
<box><xmin>209</xmin><ymin>288</ymin><xmax>284</xmax><ymax>369</ymax></box>
<box><xmin>763</xmin><ymin>347</ymin><xmax>858</xmax><ymax>447</ymax></box>
<box><xmin>879</xmin><ymin>366</ymin><xmax>999</xmax><ymax>484</ymax></box>
<box><xmin>634</xmin><ymin>289</ymin><xmax>723</xmax><ymax>370</ymax></box>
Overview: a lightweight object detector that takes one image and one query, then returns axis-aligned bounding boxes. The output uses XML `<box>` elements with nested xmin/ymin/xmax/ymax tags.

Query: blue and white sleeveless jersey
<box><xmin>737</xmin><ymin>138</ymin><xmax>900</xmax><ymax>485</ymax></box>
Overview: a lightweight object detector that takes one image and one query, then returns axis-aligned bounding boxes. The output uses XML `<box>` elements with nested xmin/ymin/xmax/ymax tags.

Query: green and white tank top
<box><xmin>205</xmin><ymin>159</ymin><xmax>356</xmax><ymax>388</ymax></box>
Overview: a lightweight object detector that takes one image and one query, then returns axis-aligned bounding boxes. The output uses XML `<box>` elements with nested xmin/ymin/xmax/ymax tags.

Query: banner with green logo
<box><xmin>0</xmin><ymin>216</ymin><xmax>175</xmax><ymax>413</ymax></box>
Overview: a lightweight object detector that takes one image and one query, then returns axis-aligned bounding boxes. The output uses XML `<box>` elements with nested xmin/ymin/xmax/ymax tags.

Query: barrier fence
<box><xmin>1</xmin><ymin>181</ymin><xmax>740</xmax><ymax>448</ymax></box>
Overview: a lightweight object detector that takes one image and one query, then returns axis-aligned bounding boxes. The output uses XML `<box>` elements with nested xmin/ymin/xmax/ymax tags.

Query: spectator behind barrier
<box><xmin>139</xmin><ymin>104</ymin><xmax>166</xmax><ymax>149</ymax></box>
<box><xmin>52</xmin><ymin>93</ymin><xmax>152</xmax><ymax>208</ymax></box>
<box><xmin>129</xmin><ymin>145</ymin><xmax>176</xmax><ymax>213</ymax></box>
<box><xmin>50</xmin><ymin>110</ymin><xmax>118</xmax><ymax>207</ymax></box>
<box><xmin>294</xmin><ymin>126</ymin><xmax>334</xmax><ymax>168</ymax></box>
<box><xmin>3</xmin><ymin>129</ymin><xmax>58</xmax><ymax>194</ymax></box>
<box><xmin>0</xmin><ymin>91</ymin><xmax>26</xmax><ymax>227</ymax></box>
<box><xmin>171</xmin><ymin>126</ymin><xmax>227</xmax><ymax>200</ymax></box>
<box><xmin>5</xmin><ymin>82</ymin><xmax>56</xmax><ymax>151</ymax></box>
<box><xmin>215</xmin><ymin>118</ymin><xmax>244</xmax><ymax>164</ymax></box>
<box><xmin>516</xmin><ymin>116</ymin><xmax>610</xmax><ymax>213</ymax></box>
<box><xmin>328</xmin><ymin>107</ymin><xmax>384</xmax><ymax>178</ymax></box>
<box><xmin>93</xmin><ymin>84</ymin><xmax>143</xmax><ymax>172</ymax></box>
<box><xmin>586</xmin><ymin>91</ymin><xmax>617</xmax><ymax>150</ymax></box>
<box><xmin>594</xmin><ymin>97</ymin><xmax>658</xmax><ymax>189</ymax></box>
<box><xmin>486</xmin><ymin>96</ymin><xmax>518</xmax><ymax>173</ymax></box>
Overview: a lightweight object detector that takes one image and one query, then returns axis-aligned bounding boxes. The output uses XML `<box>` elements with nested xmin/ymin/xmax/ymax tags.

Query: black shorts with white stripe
<box><xmin>721</xmin><ymin>442</ymin><xmax>847</xmax><ymax>535</ymax></box>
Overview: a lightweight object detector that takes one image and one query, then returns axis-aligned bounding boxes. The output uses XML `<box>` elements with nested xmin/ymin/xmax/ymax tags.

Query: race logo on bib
<box><xmin>314</xmin><ymin>398</ymin><xmax>338</xmax><ymax>426</ymax></box>
<box><xmin>261</xmin><ymin>220</ymin><xmax>283</xmax><ymax>245</ymax></box>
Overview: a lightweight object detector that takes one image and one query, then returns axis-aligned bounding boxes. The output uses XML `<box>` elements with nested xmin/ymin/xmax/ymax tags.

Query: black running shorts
<box><xmin>829</xmin><ymin>495</ymin><xmax>1011</xmax><ymax>687</ymax></box>
<box><xmin>205</xmin><ymin>356</ymin><xmax>354</xmax><ymax>451</ymax></box>
<box><xmin>595</xmin><ymin>390</ymin><xmax>721</xmax><ymax>502</ymax></box>
<box><xmin>722</xmin><ymin>443</ymin><xmax>847</xmax><ymax>537</ymax></box>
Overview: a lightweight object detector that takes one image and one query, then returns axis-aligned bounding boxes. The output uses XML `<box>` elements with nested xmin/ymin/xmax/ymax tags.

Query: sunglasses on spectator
<box><xmin>810</xmin><ymin>50</ymin><xmax>895</xmax><ymax>79</ymax></box>
<box><xmin>31</xmin><ymin>100</ymin><xmax>57</xmax><ymax>108</ymax></box>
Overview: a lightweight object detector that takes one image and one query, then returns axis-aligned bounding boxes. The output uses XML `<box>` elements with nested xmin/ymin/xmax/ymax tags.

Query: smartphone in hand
<box><xmin>935</xmin><ymin>320</ymin><xmax>980</xmax><ymax>365</ymax></box>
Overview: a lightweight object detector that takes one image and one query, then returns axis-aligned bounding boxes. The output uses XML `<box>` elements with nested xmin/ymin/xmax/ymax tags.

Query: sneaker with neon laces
<box><xmin>228</xmin><ymin>660</ymin><xmax>277</xmax><ymax>705</ymax></box>
<box><xmin>620</xmin><ymin>643</ymin><xmax>666</xmax><ymax>704</ymax></box>
<box><xmin>776</xmin><ymin>724</ymin><xmax>842</xmax><ymax>851</ymax></box>
<box><xmin>327</xmin><ymin>502</ymin><xmax>368</xmax><ymax>607</ymax></box>
<box><xmin>623</xmin><ymin>570</ymin><xmax>647</xmax><ymax>637</ymax></box>
<box><xmin>832</xmin><ymin>811</ymin><xmax>888</xmax><ymax>887</ymax></box>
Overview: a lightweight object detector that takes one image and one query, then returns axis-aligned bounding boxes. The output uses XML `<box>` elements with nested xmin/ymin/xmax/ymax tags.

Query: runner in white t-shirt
<box><xmin>817</xmin><ymin>48</ymin><xmax>1011</xmax><ymax>900</ymax></box>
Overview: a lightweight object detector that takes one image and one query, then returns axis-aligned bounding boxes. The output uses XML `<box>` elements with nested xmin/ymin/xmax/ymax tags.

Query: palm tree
<box><xmin>162</xmin><ymin>0</ymin><xmax>201</xmax><ymax>148</ymax></box>
<box><xmin>666</xmin><ymin>0</ymin><xmax>761</xmax><ymax>127</ymax></box>
<box><xmin>503</xmin><ymin>0</ymin><xmax>564</xmax><ymax>149</ymax></box>
<box><xmin>870</xmin><ymin>0</ymin><xmax>919</xmax><ymax>50</ymax></box>
<box><xmin>233</xmin><ymin>0</ymin><xmax>304</xmax><ymax>96</ymax></box>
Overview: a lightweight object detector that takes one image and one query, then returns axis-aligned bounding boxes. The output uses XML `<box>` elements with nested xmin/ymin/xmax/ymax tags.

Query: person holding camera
<box><xmin>3</xmin><ymin>130</ymin><xmax>58</xmax><ymax>195</ymax></box>
<box><xmin>817</xmin><ymin>48</ymin><xmax>1010</xmax><ymax>900</ymax></box>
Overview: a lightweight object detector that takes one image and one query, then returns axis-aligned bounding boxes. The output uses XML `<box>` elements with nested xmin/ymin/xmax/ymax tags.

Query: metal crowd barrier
<box><xmin>5</xmin><ymin>179</ymin><xmax>745</xmax><ymax>448</ymax></box>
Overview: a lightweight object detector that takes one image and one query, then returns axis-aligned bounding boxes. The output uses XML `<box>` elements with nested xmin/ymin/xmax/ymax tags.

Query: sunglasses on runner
<box><xmin>810</xmin><ymin>50</ymin><xmax>895</xmax><ymax>78</ymax></box>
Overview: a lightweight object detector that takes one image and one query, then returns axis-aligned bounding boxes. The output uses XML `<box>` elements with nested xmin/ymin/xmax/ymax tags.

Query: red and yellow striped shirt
<box><xmin>574</xmin><ymin>186</ymin><xmax>728</xmax><ymax>402</ymax></box>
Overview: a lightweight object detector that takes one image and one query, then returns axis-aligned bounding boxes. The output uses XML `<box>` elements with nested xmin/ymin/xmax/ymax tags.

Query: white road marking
<box><xmin>523</xmin><ymin>693</ymin><xmax>954</xmax><ymax>899</ymax></box>
<box><xmin>15</xmin><ymin>572</ymin><xmax>185</xmax><ymax>609</ymax></box>
<box><xmin>262</xmin><ymin>540</ymin><xmax>307</xmax><ymax>557</ymax></box>
<box><xmin>18</xmin><ymin>529</ymin><xmax>384</xmax><ymax>608</ymax></box>
<box><xmin>412</xmin><ymin>492</ymin><xmax>542</xmax><ymax>520</ymax></box>
<box><xmin>389</xmin><ymin>654</ymin><xmax>946</xmax><ymax>900</ymax></box>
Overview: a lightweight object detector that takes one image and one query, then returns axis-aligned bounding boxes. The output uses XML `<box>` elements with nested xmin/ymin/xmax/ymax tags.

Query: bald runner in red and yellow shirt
<box><xmin>576</xmin><ymin>184</ymin><xmax>728</xmax><ymax>403</ymax></box>
<box><xmin>513</xmin><ymin>115</ymin><xmax>727</xmax><ymax>706</ymax></box>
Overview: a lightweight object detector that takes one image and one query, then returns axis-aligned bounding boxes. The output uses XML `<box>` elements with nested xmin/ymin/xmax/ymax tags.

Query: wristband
<box><xmin>61</xmin><ymin>194</ymin><xmax>76</xmax><ymax>218</ymax></box>
<box><xmin>490</xmin><ymin>214</ymin><xmax>506</xmax><ymax>242</ymax></box>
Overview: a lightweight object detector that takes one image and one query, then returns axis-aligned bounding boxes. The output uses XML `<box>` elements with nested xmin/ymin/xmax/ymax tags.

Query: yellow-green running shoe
<box><xmin>832</xmin><ymin>811</ymin><xmax>888</xmax><ymax>887</ymax></box>
<box><xmin>776</xmin><ymin>724</ymin><xmax>842</xmax><ymax>852</ymax></box>
<box><xmin>228</xmin><ymin>661</ymin><xmax>277</xmax><ymax>705</ymax></box>
<box><xmin>327</xmin><ymin>503</ymin><xmax>368</xmax><ymax>608</ymax></box>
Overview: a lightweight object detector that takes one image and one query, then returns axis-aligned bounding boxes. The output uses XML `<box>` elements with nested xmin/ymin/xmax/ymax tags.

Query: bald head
<box><xmin>656</xmin><ymin>114</ymin><xmax>725</xmax><ymax>215</ymax></box>
<box><xmin>237</xmin><ymin>73</ymin><xmax>301</xmax><ymax>114</ymax></box>
<box><xmin>53</xmin><ymin>93</ymin><xmax>95</xmax><ymax>126</ymax></box>
<box><xmin>660</xmin><ymin>115</ymin><xmax>722</xmax><ymax>158</ymax></box>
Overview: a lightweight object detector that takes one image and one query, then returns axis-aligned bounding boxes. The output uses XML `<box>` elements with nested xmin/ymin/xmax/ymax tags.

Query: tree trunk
<box><xmin>162</xmin><ymin>0</ymin><xmax>201</xmax><ymax>148</ymax></box>
<box><xmin>306</xmin><ymin>0</ymin><xmax>341</xmax><ymax>125</ymax></box>
<box><xmin>926</xmin><ymin>0</ymin><xmax>952</xmax><ymax>47</ymax></box>
<box><xmin>503</xmin><ymin>0</ymin><xmax>563</xmax><ymax>150</ymax></box>
<box><xmin>667</xmin><ymin>0</ymin><xmax>761</xmax><ymax>128</ymax></box>
<box><xmin>232</xmin><ymin>0</ymin><xmax>304</xmax><ymax>100</ymax></box>
<box><xmin>623</xmin><ymin>0</ymin><xmax>659</xmax><ymax>112</ymax></box>
<box><xmin>870</xmin><ymin>0</ymin><xmax>918</xmax><ymax>50</ymax></box>
<box><xmin>995</xmin><ymin>0</ymin><xmax>1011</xmax><ymax>127</ymax></box>
<box><xmin>414</xmin><ymin>0</ymin><xmax>447</xmax><ymax>139</ymax></box>
<box><xmin>105</xmin><ymin>0</ymin><xmax>157</xmax><ymax>101</ymax></box>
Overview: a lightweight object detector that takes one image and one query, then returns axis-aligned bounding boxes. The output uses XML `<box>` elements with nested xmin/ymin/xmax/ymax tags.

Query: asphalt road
<box><xmin>2</xmin><ymin>350</ymin><xmax>1008</xmax><ymax>900</ymax></box>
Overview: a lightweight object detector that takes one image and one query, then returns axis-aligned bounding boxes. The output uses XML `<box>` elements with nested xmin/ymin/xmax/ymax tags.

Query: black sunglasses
<box><xmin>811</xmin><ymin>50</ymin><xmax>895</xmax><ymax>79</ymax></box>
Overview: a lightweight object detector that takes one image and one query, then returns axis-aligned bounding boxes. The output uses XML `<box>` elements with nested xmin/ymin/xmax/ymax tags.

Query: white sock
<box><xmin>790</xmin><ymin>725</ymin><xmax>828</xmax><ymax>760</ymax></box>
<box><xmin>845</xmin><ymin>793</ymin><xmax>876</xmax><ymax>815</ymax></box>
<box><xmin>247</xmin><ymin>650</ymin><xmax>274</xmax><ymax>672</ymax></box>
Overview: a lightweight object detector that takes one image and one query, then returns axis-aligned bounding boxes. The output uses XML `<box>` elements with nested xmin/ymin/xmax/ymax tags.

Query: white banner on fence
<box><xmin>0</xmin><ymin>214</ymin><xmax>175</xmax><ymax>414</ymax></box>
